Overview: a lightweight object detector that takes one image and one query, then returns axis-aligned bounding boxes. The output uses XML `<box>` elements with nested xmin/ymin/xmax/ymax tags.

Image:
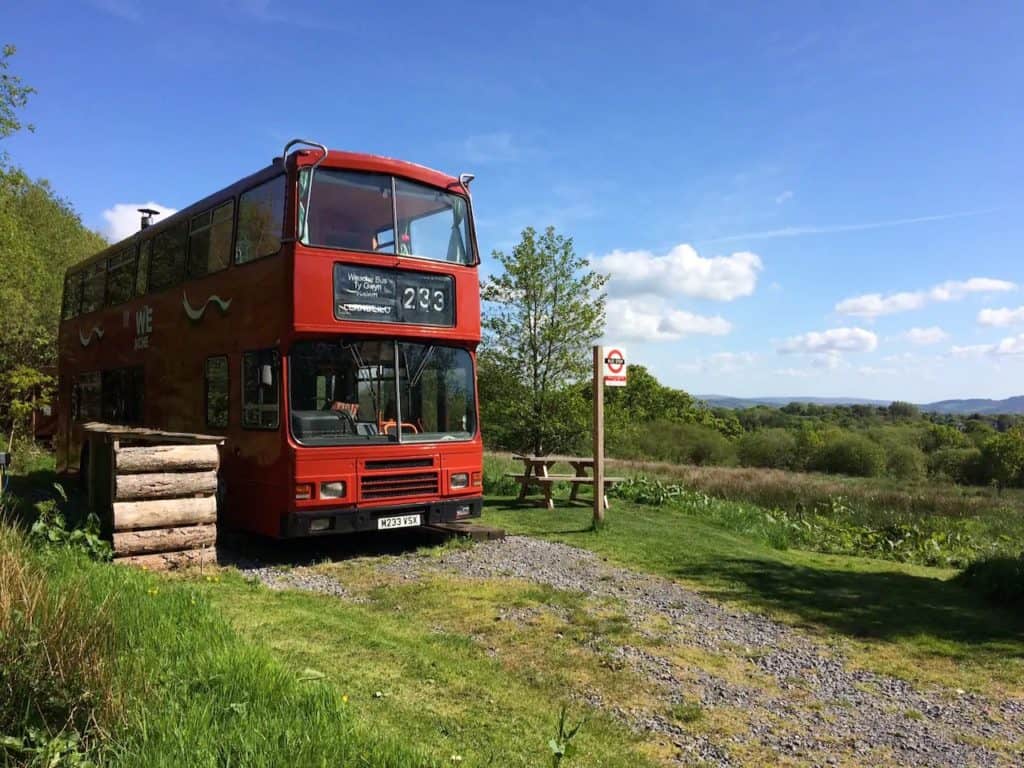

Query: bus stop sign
<box><xmin>603</xmin><ymin>347</ymin><xmax>627</xmax><ymax>387</ymax></box>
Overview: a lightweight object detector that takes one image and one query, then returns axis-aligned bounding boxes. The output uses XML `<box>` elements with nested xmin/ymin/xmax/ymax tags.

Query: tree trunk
<box><xmin>117</xmin><ymin>444</ymin><xmax>219</xmax><ymax>474</ymax></box>
<box><xmin>115</xmin><ymin>470</ymin><xmax>218</xmax><ymax>501</ymax></box>
<box><xmin>113</xmin><ymin>523</ymin><xmax>216</xmax><ymax>556</ymax></box>
<box><xmin>114</xmin><ymin>546</ymin><xmax>219</xmax><ymax>571</ymax></box>
<box><xmin>113</xmin><ymin>496</ymin><xmax>217</xmax><ymax>531</ymax></box>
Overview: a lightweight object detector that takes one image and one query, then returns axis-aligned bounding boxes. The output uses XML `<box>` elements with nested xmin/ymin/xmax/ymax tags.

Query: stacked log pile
<box><xmin>82</xmin><ymin>424</ymin><xmax>224</xmax><ymax>570</ymax></box>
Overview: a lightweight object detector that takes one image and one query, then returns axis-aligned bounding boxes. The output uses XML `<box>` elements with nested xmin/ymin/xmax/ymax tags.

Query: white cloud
<box><xmin>778</xmin><ymin>327</ymin><xmax>878</xmax><ymax>355</ymax></box>
<box><xmin>605</xmin><ymin>298</ymin><xmax>731</xmax><ymax>342</ymax></box>
<box><xmin>679</xmin><ymin>352</ymin><xmax>758</xmax><ymax>374</ymax></box>
<box><xmin>774</xmin><ymin>367</ymin><xmax>817</xmax><ymax>378</ymax></box>
<box><xmin>101</xmin><ymin>201</ymin><xmax>177</xmax><ymax>242</ymax></box>
<box><xmin>978</xmin><ymin>306</ymin><xmax>1024</xmax><ymax>327</ymax></box>
<box><xmin>835</xmin><ymin>291</ymin><xmax>925</xmax><ymax>318</ymax></box>
<box><xmin>951</xmin><ymin>333</ymin><xmax>1024</xmax><ymax>358</ymax></box>
<box><xmin>836</xmin><ymin>277</ymin><xmax>1016</xmax><ymax>319</ymax></box>
<box><xmin>597</xmin><ymin>244</ymin><xmax>762</xmax><ymax>301</ymax></box>
<box><xmin>775</xmin><ymin>190</ymin><xmax>793</xmax><ymax>205</ymax></box>
<box><xmin>901</xmin><ymin>326</ymin><xmax>948</xmax><ymax>345</ymax></box>
<box><xmin>811</xmin><ymin>350</ymin><xmax>846</xmax><ymax>370</ymax></box>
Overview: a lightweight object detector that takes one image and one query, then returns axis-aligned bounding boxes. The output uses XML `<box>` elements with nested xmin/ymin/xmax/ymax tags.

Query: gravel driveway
<box><xmin>250</xmin><ymin>535</ymin><xmax>1024</xmax><ymax>767</ymax></box>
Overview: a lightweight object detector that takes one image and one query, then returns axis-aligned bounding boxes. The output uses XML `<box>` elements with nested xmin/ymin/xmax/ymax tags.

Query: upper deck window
<box><xmin>107</xmin><ymin>246</ymin><xmax>137</xmax><ymax>305</ymax></box>
<box><xmin>188</xmin><ymin>200</ymin><xmax>234</xmax><ymax>278</ymax></box>
<box><xmin>237</xmin><ymin>176</ymin><xmax>285</xmax><ymax>264</ymax></box>
<box><xmin>62</xmin><ymin>272</ymin><xmax>82</xmax><ymax>320</ymax></box>
<box><xmin>81</xmin><ymin>260</ymin><xmax>107</xmax><ymax>314</ymax></box>
<box><xmin>301</xmin><ymin>169</ymin><xmax>474</xmax><ymax>266</ymax></box>
<box><xmin>149</xmin><ymin>220</ymin><xmax>189</xmax><ymax>293</ymax></box>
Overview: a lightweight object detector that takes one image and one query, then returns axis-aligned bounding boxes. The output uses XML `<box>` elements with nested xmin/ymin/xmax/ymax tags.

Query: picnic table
<box><xmin>507</xmin><ymin>454</ymin><xmax>624</xmax><ymax>510</ymax></box>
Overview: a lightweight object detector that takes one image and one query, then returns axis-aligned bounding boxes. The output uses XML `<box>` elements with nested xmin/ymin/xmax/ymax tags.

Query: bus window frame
<box><xmin>106</xmin><ymin>244</ymin><xmax>139</xmax><ymax>307</ymax></box>
<box><xmin>204</xmin><ymin>355</ymin><xmax>230</xmax><ymax>430</ymax></box>
<box><xmin>241</xmin><ymin>348</ymin><xmax>281</xmax><ymax>431</ymax></box>
<box><xmin>297</xmin><ymin>170</ymin><xmax>478</xmax><ymax>267</ymax></box>
<box><xmin>235</xmin><ymin>174</ymin><xmax>286</xmax><ymax>267</ymax></box>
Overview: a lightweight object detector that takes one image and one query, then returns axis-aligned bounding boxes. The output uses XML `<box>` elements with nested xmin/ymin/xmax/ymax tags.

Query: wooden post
<box><xmin>593</xmin><ymin>345</ymin><xmax>605</xmax><ymax>525</ymax></box>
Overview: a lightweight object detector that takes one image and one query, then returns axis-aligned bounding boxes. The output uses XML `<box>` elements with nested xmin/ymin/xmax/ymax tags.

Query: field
<box><xmin>2</xmin><ymin>451</ymin><xmax>1023</xmax><ymax>766</ymax></box>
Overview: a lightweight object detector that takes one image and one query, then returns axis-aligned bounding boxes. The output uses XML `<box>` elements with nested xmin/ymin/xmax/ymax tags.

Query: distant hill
<box><xmin>698</xmin><ymin>395</ymin><xmax>891</xmax><ymax>409</ymax></box>
<box><xmin>698</xmin><ymin>394</ymin><xmax>1024</xmax><ymax>415</ymax></box>
<box><xmin>922</xmin><ymin>396</ymin><xmax>1024</xmax><ymax>415</ymax></box>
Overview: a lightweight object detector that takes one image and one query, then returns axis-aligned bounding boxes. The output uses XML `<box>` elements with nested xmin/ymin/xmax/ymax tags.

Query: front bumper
<box><xmin>282</xmin><ymin>496</ymin><xmax>483</xmax><ymax>537</ymax></box>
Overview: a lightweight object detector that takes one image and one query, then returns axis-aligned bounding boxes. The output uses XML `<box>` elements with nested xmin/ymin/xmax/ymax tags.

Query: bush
<box><xmin>885</xmin><ymin>444</ymin><xmax>927</xmax><ymax>481</ymax></box>
<box><xmin>609</xmin><ymin>420</ymin><xmax>736</xmax><ymax>466</ymax></box>
<box><xmin>928</xmin><ymin>447</ymin><xmax>984</xmax><ymax>485</ymax></box>
<box><xmin>811</xmin><ymin>432</ymin><xmax>885</xmax><ymax>477</ymax></box>
<box><xmin>737</xmin><ymin>429</ymin><xmax>797</xmax><ymax>469</ymax></box>
<box><xmin>956</xmin><ymin>554</ymin><xmax>1024</xmax><ymax>607</ymax></box>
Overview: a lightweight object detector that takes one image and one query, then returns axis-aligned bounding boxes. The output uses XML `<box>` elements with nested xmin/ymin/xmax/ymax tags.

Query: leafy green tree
<box><xmin>980</xmin><ymin>428</ymin><xmax>1024</xmax><ymax>491</ymax></box>
<box><xmin>737</xmin><ymin>428</ymin><xmax>798</xmax><ymax>469</ymax></box>
<box><xmin>1</xmin><ymin>44</ymin><xmax>35</xmax><ymax>139</ymax></box>
<box><xmin>480</xmin><ymin>226</ymin><xmax>607</xmax><ymax>454</ymax></box>
<box><xmin>0</xmin><ymin>48</ymin><xmax>106</xmax><ymax>440</ymax></box>
<box><xmin>811</xmin><ymin>431</ymin><xmax>886</xmax><ymax>477</ymax></box>
<box><xmin>885</xmin><ymin>444</ymin><xmax>927</xmax><ymax>481</ymax></box>
<box><xmin>886</xmin><ymin>400</ymin><xmax>919</xmax><ymax>421</ymax></box>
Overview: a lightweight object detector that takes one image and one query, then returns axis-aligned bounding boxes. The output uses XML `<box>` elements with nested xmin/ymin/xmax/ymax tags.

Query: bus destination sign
<box><xmin>333</xmin><ymin>264</ymin><xmax>455</xmax><ymax>326</ymax></box>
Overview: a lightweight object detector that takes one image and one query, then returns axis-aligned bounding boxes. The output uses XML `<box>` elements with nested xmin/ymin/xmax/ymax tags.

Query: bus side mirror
<box><xmin>261</xmin><ymin>365</ymin><xmax>274</xmax><ymax>387</ymax></box>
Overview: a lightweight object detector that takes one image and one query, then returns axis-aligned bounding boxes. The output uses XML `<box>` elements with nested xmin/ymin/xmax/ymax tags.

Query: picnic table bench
<box><xmin>507</xmin><ymin>454</ymin><xmax>624</xmax><ymax>510</ymax></box>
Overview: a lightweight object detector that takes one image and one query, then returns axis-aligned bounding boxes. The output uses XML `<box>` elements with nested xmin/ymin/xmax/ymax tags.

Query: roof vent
<box><xmin>138</xmin><ymin>208</ymin><xmax>161</xmax><ymax>230</ymax></box>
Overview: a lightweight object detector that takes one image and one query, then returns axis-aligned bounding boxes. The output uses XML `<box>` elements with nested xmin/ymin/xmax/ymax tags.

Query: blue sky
<box><xmin>4</xmin><ymin>0</ymin><xmax>1024</xmax><ymax>402</ymax></box>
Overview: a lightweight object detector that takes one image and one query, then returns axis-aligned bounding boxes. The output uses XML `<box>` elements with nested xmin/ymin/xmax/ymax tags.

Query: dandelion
<box><xmin>342</xmin><ymin>695</ymin><xmax>349</xmax><ymax>704</ymax></box>
<box><xmin>147</xmin><ymin>587</ymin><xmax>158</xmax><ymax>596</ymax></box>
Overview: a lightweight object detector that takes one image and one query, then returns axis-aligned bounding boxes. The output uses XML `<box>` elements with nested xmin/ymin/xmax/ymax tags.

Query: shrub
<box><xmin>885</xmin><ymin>444</ymin><xmax>927</xmax><ymax>481</ymax></box>
<box><xmin>928</xmin><ymin>447</ymin><xmax>984</xmax><ymax>484</ymax></box>
<box><xmin>737</xmin><ymin>429</ymin><xmax>797</xmax><ymax>469</ymax></box>
<box><xmin>956</xmin><ymin>554</ymin><xmax>1024</xmax><ymax>607</ymax></box>
<box><xmin>610</xmin><ymin>420</ymin><xmax>736</xmax><ymax>467</ymax></box>
<box><xmin>811</xmin><ymin>432</ymin><xmax>885</xmax><ymax>477</ymax></box>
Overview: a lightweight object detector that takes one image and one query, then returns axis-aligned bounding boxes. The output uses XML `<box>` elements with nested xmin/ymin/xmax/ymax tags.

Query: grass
<box><xmin>479</xmin><ymin>493</ymin><xmax>1024</xmax><ymax>697</ymax></box>
<box><xmin>0</xmin><ymin>522</ymin><xmax>438</xmax><ymax>767</ymax></box>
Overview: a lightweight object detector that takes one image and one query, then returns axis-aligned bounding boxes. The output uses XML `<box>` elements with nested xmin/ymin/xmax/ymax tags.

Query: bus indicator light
<box><xmin>294</xmin><ymin>483</ymin><xmax>314</xmax><ymax>501</ymax></box>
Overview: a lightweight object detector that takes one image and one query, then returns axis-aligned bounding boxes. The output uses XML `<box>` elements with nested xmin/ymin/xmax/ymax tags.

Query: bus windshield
<box><xmin>299</xmin><ymin>169</ymin><xmax>474</xmax><ymax>265</ymax></box>
<box><xmin>289</xmin><ymin>339</ymin><xmax>477</xmax><ymax>446</ymax></box>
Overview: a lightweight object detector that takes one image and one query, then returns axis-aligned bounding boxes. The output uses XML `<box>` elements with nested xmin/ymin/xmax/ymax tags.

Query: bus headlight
<box><xmin>320</xmin><ymin>481</ymin><xmax>347</xmax><ymax>499</ymax></box>
<box><xmin>450</xmin><ymin>472</ymin><xmax>469</xmax><ymax>489</ymax></box>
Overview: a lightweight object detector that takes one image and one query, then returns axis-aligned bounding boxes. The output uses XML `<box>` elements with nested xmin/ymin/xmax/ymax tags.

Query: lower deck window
<box><xmin>242</xmin><ymin>349</ymin><xmax>280</xmax><ymax>429</ymax></box>
<box><xmin>205</xmin><ymin>356</ymin><xmax>229</xmax><ymax>428</ymax></box>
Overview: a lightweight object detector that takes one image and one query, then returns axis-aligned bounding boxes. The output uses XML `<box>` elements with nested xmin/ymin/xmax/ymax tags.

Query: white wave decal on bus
<box><xmin>78</xmin><ymin>325</ymin><xmax>104</xmax><ymax>347</ymax></box>
<box><xmin>182</xmin><ymin>290</ymin><xmax>232</xmax><ymax>321</ymax></box>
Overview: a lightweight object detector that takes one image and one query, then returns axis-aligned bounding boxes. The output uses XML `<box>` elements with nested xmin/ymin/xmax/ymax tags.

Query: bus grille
<box><xmin>361</xmin><ymin>471</ymin><xmax>439</xmax><ymax>500</ymax></box>
<box><xmin>365</xmin><ymin>458</ymin><xmax>434</xmax><ymax>470</ymax></box>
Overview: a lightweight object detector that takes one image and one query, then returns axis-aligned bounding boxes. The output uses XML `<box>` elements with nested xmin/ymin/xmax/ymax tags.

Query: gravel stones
<box><xmin>251</xmin><ymin>536</ymin><xmax>1024</xmax><ymax>767</ymax></box>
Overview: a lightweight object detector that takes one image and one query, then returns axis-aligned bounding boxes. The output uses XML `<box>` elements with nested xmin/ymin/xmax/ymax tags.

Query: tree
<box><xmin>980</xmin><ymin>428</ymin><xmax>1024</xmax><ymax>492</ymax></box>
<box><xmin>480</xmin><ymin>226</ymin><xmax>607</xmax><ymax>455</ymax></box>
<box><xmin>1</xmin><ymin>44</ymin><xmax>35</xmax><ymax>139</ymax></box>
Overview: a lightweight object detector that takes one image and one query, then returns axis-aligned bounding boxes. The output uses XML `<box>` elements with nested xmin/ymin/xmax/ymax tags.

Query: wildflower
<box><xmin>147</xmin><ymin>587</ymin><xmax>158</xmax><ymax>596</ymax></box>
<box><xmin>450</xmin><ymin>756</ymin><xmax>462</xmax><ymax>763</ymax></box>
<box><xmin>342</xmin><ymin>695</ymin><xmax>349</xmax><ymax>704</ymax></box>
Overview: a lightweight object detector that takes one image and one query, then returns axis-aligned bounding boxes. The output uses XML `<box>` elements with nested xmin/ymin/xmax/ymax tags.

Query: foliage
<box><xmin>927</xmin><ymin>447</ymin><xmax>984</xmax><ymax>485</ymax></box>
<box><xmin>480</xmin><ymin>226</ymin><xmax>607</xmax><ymax>454</ymax></box>
<box><xmin>978</xmin><ymin>427</ymin><xmax>1024</xmax><ymax>491</ymax></box>
<box><xmin>0</xmin><ymin>44</ymin><xmax>35</xmax><ymax>139</ymax></box>
<box><xmin>811</xmin><ymin>431</ymin><xmax>886</xmax><ymax>477</ymax></box>
<box><xmin>548</xmin><ymin>705</ymin><xmax>585</xmax><ymax>767</ymax></box>
<box><xmin>956</xmin><ymin>553</ymin><xmax>1024</xmax><ymax>607</ymax></box>
<box><xmin>28</xmin><ymin>485</ymin><xmax>111</xmax><ymax>562</ymax></box>
<box><xmin>737</xmin><ymin>428</ymin><xmax>797</xmax><ymax>469</ymax></box>
<box><xmin>885</xmin><ymin>444</ymin><xmax>927</xmax><ymax>481</ymax></box>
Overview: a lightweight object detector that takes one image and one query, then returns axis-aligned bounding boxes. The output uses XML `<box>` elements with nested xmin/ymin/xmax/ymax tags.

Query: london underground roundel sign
<box><xmin>603</xmin><ymin>346</ymin><xmax>628</xmax><ymax>387</ymax></box>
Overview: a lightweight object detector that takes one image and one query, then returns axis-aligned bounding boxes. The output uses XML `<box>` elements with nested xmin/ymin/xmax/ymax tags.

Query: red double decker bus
<box><xmin>56</xmin><ymin>140</ymin><xmax>483</xmax><ymax>537</ymax></box>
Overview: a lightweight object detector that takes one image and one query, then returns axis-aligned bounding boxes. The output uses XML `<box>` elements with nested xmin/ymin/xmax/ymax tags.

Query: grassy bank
<box><xmin>0</xmin><ymin>521</ymin><xmax>435</xmax><ymax>767</ymax></box>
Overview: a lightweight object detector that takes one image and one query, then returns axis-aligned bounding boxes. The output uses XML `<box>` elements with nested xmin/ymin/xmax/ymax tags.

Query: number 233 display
<box><xmin>334</xmin><ymin>264</ymin><xmax>454</xmax><ymax>326</ymax></box>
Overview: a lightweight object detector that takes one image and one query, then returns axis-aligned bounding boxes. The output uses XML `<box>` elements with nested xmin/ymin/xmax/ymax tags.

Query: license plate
<box><xmin>377</xmin><ymin>514</ymin><xmax>421</xmax><ymax>530</ymax></box>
